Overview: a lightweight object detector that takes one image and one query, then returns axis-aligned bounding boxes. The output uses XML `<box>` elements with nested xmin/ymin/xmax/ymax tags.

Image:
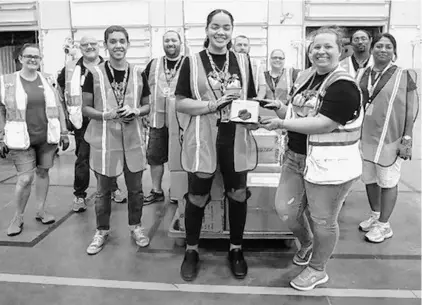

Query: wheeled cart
<box><xmin>167</xmin><ymin>100</ymin><xmax>294</xmax><ymax>244</ymax></box>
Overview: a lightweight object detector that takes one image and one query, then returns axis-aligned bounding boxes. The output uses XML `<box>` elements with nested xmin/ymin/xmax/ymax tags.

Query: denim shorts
<box><xmin>146</xmin><ymin>127</ymin><xmax>169</xmax><ymax>165</ymax></box>
<box><xmin>9</xmin><ymin>142</ymin><xmax>57</xmax><ymax>173</ymax></box>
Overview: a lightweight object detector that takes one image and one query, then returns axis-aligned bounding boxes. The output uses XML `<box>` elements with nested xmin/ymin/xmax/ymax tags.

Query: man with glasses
<box><xmin>256</xmin><ymin>49</ymin><xmax>299</xmax><ymax>106</ymax></box>
<box><xmin>340</xmin><ymin>29</ymin><xmax>373</xmax><ymax>78</ymax></box>
<box><xmin>57</xmin><ymin>36</ymin><xmax>126</xmax><ymax>213</ymax></box>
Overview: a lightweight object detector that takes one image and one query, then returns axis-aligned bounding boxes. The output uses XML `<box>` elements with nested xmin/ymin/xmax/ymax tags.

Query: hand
<box><xmin>398</xmin><ymin>136</ymin><xmax>412</xmax><ymax>160</ymax></box>
<box><xmin>244</xmin><ymin>123</ymin><xmax>260</xmax><ymax>130</ymax></box>
<box><xmin>65</xmin><ymin>117</ymin><xmax>75</xmax><ymax>132</ymax></box>
<box><xmin>253</xmin><ymin>98</ymin><xmax>282</xmax><ymax>110</ymax></box>
<box><xmin>0</xmin><ymin>142</ymin><xmax>9</xmax><ymax>158</ymax></box>
<box><xmin>102</xmin><ymin>108</ymin><xmax>120</xmax><ymax>121</ymax></box>
<box><xmin>208</xmin><ymin>93</ymin><xmax>240</xmax><ymax>113</ymax></box>
<box><xmin>259</xmin><ymin>117</ymin><xmax>283</xmax><ymax>131</ymax></box>
<box><xmin>60</xmin><ymin>135</ymin><xmax>70</xmax><ymax>151</ymax></box>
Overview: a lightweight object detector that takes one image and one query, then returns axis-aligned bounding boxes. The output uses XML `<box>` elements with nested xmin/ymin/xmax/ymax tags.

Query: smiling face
<box><xmin>163</xmin><ymin>31</ymin><xmax>181</xmax><ymax>59</ymax></box>
<box><xmin>80</xmin><ymin>36</ymin><xmax>99</xmax><ymax>61</ymax></box>
<box><xmin>205</xmin><ymin>12</ymin><xmax>233</xmax><ymax>51</ymax></box>
<box><xmin>104</xmin><ymin>31</ymin><xmax>129</xmax><ymax>61</ymax></box>
<box><xmin>351</xmin><ymin>30</ymin><xmax>371</xmax><ymax>54</ymax></box>
<box><xmin>19</xmin><ymin>46</ymin><xmax>41</xmax><ymax>72</ymax></box>
<box><xmin>372</xmin><ymin>36</ymin><xmax>395</xmax><ymax>65</ymax></box>
<box><xmin>270</xmin><ymin>50</ymin><xmax>285</xmax><ymax>70</ymax></box>
<box><xmin>311</xmin><ymin>33</ymin><xmax>341</xmax><ymax>73</ymax></box>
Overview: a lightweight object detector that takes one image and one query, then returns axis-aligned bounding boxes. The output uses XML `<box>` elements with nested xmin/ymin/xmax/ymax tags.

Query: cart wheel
<box><xmin>282</xmin><ymin>239</ymin><xmax>296</xmax><ymax>249</ymax></box>
<box><xmin>175</xmin><ymin>238</ymin><xmax>186</xmax><ymax>247</ymax></box>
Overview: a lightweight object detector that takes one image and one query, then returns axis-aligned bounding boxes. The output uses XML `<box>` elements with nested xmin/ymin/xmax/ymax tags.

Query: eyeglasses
<box><xmin>271</xmin><ymin>56</ymin><xmax>285</xmax><ymax>60</ymax></box>
<box><xmin>22</xmin><ymin>55</ymin><xmax>42</xmax><ymax>60</ymax></box>
<box><xmin>80</xmin><ymin>42</ymin><xmax>98</xmax><ymax>48</ymax></box>
<box><xmin>352</xmin><ymin>37</ymin><xmax>369</xmax><ymax>43</ymax></box>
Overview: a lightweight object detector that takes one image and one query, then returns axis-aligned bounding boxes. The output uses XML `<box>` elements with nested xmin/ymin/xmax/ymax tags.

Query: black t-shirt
<box><xmin>82</xmin><ymin>62</ymin><xmax>150</xmax><ymax>98</ymax></box>
<box><xmin>57</xmin><ymin>57</ymin><xmax>105</xmax><ymax>91</ymax></box>
<box><xmin>143</xmin><ymin>57</ymin><xmax>184</xmax><ymax>80</ymax></box>
<box><xmin>288</xmin><ymin>72</ymin><xmax>361</xmax><ymax>155</ymax></box>
<box><xmin>175</xmin><ymin>50</ymin><xmax>257</xmax><ymax>139</ymax></box>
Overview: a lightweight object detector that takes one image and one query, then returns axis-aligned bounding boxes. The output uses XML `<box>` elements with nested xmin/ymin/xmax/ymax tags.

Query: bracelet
<box><xmin>208</xmin><ymin>100</ymin><xmax>217</xmax><ymax>113</ymax></box>
<box><xmin>60</xmin><ymin>131</ymin><xmax>69</xmax><ymax>136</ymax></box>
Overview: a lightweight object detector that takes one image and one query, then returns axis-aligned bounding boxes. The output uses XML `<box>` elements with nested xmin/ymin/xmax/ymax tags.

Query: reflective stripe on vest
<box><xmin>65</xmin><ymin>59</ymin><xmax>84</xmax><ymax>129</ymax></box>
<box><xmin>85</xmin><ymin>63</ymin><xmax>147</xmax><ymax>176</ymax></box>
<box><xmin>148</xmin><ymin>57</ymin><xmax>183</xmax><ymax>128</ymax></box>
<box><xmin>251</xmin><ymin>59</ymin><xmax>260</xmax><ymax>92</ymax></box>
<box><xmin>179</xmin><ymin>51</ymin><xmax>257</xmax><ymax>174</ymax></box>
<box><xmin>0</xmin><ymin>72</ymin><xmax>60</xmax><ymax>150</ymax></box>
<box><xmin>264</xmin><ymin>67</ymin><xmax>292</xmax><ymax>101</ymax></box>
<box><xmin>340</xmin><ymin>55</ymin><xmax>374</xmax><ymax>79</ymax></box>
<box><xmin>360</xmin><ymin>66</ymin><xmax>407</xmax><ymax>166</ymax></box>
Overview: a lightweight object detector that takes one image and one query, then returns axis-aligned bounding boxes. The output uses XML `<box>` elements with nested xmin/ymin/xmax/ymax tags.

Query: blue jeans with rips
<box><xmin>276</xmin><ymin>149</ymin><xmax>357</xmax><ymax>271</ymax></box>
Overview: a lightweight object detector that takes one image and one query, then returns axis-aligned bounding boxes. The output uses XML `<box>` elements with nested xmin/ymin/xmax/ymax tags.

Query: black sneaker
<box><xmin>228</xmin><ymin>248</ymin><xmax>248</xmax><ymax>279</ymax></box>
<box><xmin>180</xmin><ymin>250</ymin><xmax>199</xmax><ymax>281</ymax></box>
<box><xmin>143</xmin><ymin>190</ymin><xmax>165</xmax><ymax>206</ymax></box>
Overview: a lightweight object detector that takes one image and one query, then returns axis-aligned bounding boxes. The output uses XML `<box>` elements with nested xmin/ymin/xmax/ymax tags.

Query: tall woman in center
<box><xmin>175</xmin><ymin>9</ymin><xmax>257</xmax><ymax>281</ymax></box>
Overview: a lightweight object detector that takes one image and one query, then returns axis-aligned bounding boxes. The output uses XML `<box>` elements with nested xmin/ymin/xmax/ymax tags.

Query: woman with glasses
<box><xmin>358</xmin><ymin>33</ymin><xmax>419</xmax><ymax>243</ymax></box>
<box><xmin>256</xmin><ymin>49</ymin><xmax>299</xmax><ymax>107</ymax></box>
<box><xmin>175</xmin><ymin>9</ymin><xmax>257</xmax><ymax>281</ymax></box>
<box><xmin>0</xmin><ymin>43</ymin><xmax>69</xmax><ymax>236</ymax></box>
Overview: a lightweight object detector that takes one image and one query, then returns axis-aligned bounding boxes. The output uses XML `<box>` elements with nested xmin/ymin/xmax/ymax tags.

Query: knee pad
<box><xmin>226</xmin><ymin>187</ymin><xmax>251</xmax><ymax>203</ymax></box>
<box><xmin>186</xmin><ymin>193</ymin><xmax>210</xmax><ymax>208</ymax></box>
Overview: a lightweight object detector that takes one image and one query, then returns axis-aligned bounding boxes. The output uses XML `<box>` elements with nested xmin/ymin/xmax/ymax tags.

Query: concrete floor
<box><xmin>0</xmin><ymin>119</ymin><xmax>420</xmax><ymax>304</ymax></box>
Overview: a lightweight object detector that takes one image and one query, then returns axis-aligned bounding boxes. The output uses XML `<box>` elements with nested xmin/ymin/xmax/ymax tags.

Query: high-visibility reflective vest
<box><xmin>263</xmin><ymin>67</ymin><xmax>294</xmax><ymax>102</ymax></box>
<box><xmin>84</xmin><ymin>63</ymin><xmax>147</xmax><ymax>177</ymax></box>
<box><xmin>290</xmin><ymin>66</ymin><xmax>364</xmax><ymax>184</ymax></box>
<box><xmin>0</xmin><ymin>72</ymin><xmax>61</xmax><ymax>149</ymax></box>
<box><xmin>177</xmin><ymin>51</ymin><xmax>258</xmax><ymax>174</ymax></box>
<box><xmin>251</xmin><ymin>58</ymin><xmax>261</xmax><ymax>93</ymax></box>
<box><xmin>359</xmin><ymin>65</ymin><xmax>415</xmax><ymax>167</ymax></box>
<box><xmin>148</xmin><ymin>56</ymin><xmax>184</xmax><ymax>128</ymax></box>
<box><xmin>340</xmin><ymin>55</ymin><xmax>374</xmax><ymax>79</ymax></box>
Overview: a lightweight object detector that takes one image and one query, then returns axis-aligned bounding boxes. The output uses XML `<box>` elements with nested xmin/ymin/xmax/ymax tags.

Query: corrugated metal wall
<box><xmin>0</xmin><ymin>46</ymin><xmax>17</xmax><ymax>75</ymax></box>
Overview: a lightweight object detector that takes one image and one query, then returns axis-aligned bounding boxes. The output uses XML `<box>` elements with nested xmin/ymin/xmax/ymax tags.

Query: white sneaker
<box><xmin>365</xmin><ymin>222</ymin><xmax>393</xmax><ymax>243</ymax></box>
<box><xmin>131</xmin><ymin>225</ymin><xmax>150</xmax><ymax>247</ymax></box>
<box><xmin>112</xmin><ymin>189</ymin><xmax>127</xmax><ymax>203</ymax></box>
<box><xmin>359</xmin><ymin>211</ymin><xmax>380</xmax><ymax>232</ymax></box>
<box><xmin>87</xmin><ymin>230</ymin><xmax>109</xmax><ymax>255</ymax></box>
<box><xmin>73</xmin><ymin>197</ymin><xmax>87</xmax><ymax>213</ymax></box>
<box><xmin>290</xmin><ymin>266</ymin><xmax>329</xmax><ymax>291</ymax></box>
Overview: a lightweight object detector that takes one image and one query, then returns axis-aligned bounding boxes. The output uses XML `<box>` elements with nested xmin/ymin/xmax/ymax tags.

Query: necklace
<box><xmin>107</xmin><ymin>61</ymin><xmax>129</xmax><ymax>107</ymax></box>
<box><xmin>164</xmin><ymin>56</ymin><xmax>183</xmax><ymax>82</ymax></box>
<box><xmin>367</xmin><ymin>62</ymin><xmax>392</xmax><ymax>99</ymax></box>
<box><xmin>206</xmin><ymin>49</ymin><xmax>230</xmax><ymax>90</ymax></box>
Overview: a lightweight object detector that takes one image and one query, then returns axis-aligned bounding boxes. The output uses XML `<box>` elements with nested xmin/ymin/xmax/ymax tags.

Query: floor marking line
<box><xmin>0</xmin><ymin>273</ymin><xmax>419</xmax><ymax>299</ymax></box>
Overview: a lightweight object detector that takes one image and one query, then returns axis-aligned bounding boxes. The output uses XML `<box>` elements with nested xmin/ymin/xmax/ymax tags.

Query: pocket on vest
<box><xmin>4</xmin><ymin>121</ymin><xmax>30</xmax><ymax>149</ymax></box>
<box><xmin>47</xmin><ymin>118</ymin><xmax>61</xmax><ymax>144</ymax></box>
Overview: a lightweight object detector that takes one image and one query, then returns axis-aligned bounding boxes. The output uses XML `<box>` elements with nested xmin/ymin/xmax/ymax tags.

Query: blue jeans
<box><xmin>74</xmin><ymin>118</ymin><xmax>117</xmax><ymax>198</ymax></box>
<box><xmin>276</xmin><ymin>149</ymin><xmax>356</xmax><ymax>271</ymax></box>
<box><xmin>94</xmin><ymin>161</ymin><xmax>144</xmax><ymax>230</ymax></box>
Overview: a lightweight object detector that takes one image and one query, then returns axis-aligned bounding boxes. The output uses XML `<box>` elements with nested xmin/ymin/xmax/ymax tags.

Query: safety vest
<box><xmin>251</xmin><ymin>58</ymin><xmax>261</xmax><ymax>93</ymax></box>
<box><xmin>290</xmin><ymin>66</ymin><xmax>364</xmax><ymax>185</ymax></box>
<box><xmin>359</xmin><ymin>65</ymin><xmax>411</xmax><ymax>167</ymax></box>
<box><xmin>178</xmin><ymin>51</ymin><xmax>258</xmax><ymax>174</ymax></box>
<box><xmin>148</xmin><ymin>56</ymin><xmax>184</xmax><ymax>128</ymax></box>
<box><xmin>263</xmin><ymin>67</ymin><xmax>294</xmax><ymax>101</ymax></box>
<box><xmin>340</xmin><ymin>55</ymin><xmax>374</xmax><ymax>79</ymax></box>
<box><xmin>84</xmin><ymin>63</ymin><xmax>147</xmax><ymax>177</ymax></box>
<box><xmin>0</xmin><ymin>72</ymin><xmax>61</xmax><ymax>149</ymax></box>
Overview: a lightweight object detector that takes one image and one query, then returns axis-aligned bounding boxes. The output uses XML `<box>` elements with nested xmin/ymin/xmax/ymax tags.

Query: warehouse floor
<box><xmin>0</xmin><ymin>119</ymin><xmax>420</xmax><ymax>305</ymax></box>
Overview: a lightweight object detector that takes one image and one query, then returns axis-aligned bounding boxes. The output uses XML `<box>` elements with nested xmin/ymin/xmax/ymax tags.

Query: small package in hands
<box><xmin>230</xmin><ymin>100</ymin><xmax>259</xmax><ymax>124</ymax></box>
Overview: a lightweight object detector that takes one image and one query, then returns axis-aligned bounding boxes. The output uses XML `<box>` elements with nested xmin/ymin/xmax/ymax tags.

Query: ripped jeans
<box><xmin>276</xmin><ymin>149</ymin><xmax>356</xmax><ymax>271</ymax></box>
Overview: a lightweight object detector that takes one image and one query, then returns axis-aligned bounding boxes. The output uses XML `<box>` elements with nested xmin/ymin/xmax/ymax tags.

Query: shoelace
<box><xmin>91</xmin><ymin>234</ymin><xmax>104</xmax><ymax>246</ymax></box>
<box><xmin>133</xmin><ymin>228</ymin><xmax>146</xmax><ymax>239</ymax></box>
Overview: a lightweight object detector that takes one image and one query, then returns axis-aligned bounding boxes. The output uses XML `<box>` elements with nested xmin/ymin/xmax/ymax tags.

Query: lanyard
<box><xmin>367</xmin><ymin>62</ymin><xmax>392</xmax><ymax>99</ymax></box>
<box><xmin>107</xmin><ymin>61</ymin><xmax>129</xmax><ymax>108</ymax></box>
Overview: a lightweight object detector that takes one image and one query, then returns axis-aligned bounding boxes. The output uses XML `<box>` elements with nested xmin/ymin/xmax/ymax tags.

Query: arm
<box><xmin>137</xmin><ymin>96</ymin><xmax>150</xmax><ymax>117</ymax></box>
<box><xmin>57</xmin><ymin>95</ymin><xmax>68</xmax><ymax>133</ymax></box>
<box><xmin>256</xmin><ymin>69</ymin><xmax>267</xmax><ymax>99</ymax></box>
<box><xmin>282</xmin><ymin>114</ymin><xmax>339</xmax><ymax>134</ymax></box>
<box><xmin>404</xmin><ymin>89</ymin><xmax>417</xmax><ymax>138</ymax></box>
<box><xmin>175</xmin><ymin>96</ymin><xmax>213</xmax><ymax>116</ymax></box>
<box><xmin>82</xmin><ymin>92</ymin><xmax>104</xmax><ymax>121</ymax></box>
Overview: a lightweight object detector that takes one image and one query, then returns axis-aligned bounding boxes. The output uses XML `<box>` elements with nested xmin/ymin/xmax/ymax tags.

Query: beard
<box><xmin>165</xmin><ymin>47</ymin><xmax>180</xmax><ymax>59</ymax></box>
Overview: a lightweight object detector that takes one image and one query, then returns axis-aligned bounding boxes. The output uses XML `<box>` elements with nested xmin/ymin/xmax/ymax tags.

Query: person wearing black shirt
<box><xmin>57</xmin><ymin>36</ymin><xmax>126</xmax><ymax>213</ymax></box>
<box><xmin>340</xmin><ymin>29</ymin><xmax>373</xmax><ymax>77</ymax></box>
<box><xmin>142</xmin><ymin>30</ymin><xmax>184</xmax><ymax>205</ymax></box>
<box><xmin>175</xmin><ymin>9</ymin><xmax>257</xmax><ymax>282</ymax></box>
<box><xmin>81</xmin><ymin>26</ymin><xmax>151</xmax><ymax>256</ymax></box>
<box><xmin>260</xmin><ymin>27</ymin><xmax>362</xmax><ymax>291</ymax></box>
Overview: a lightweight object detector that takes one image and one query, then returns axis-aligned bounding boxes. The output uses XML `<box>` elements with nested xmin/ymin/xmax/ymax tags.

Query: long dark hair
<box><xmin>203</xmin><ymin>9</ymin><xmax>234</xmax><ymax>49</ymax></box>
<box><xmin>371</xmin><ymin>32</ymin><xmax>398</xmax><ymax>61</ymax></box>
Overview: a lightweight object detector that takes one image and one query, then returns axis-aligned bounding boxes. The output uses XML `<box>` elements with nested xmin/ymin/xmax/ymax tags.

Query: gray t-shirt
<box><xmin>20</xmin><ymin>75</ymin><xmax>48</xmax><ymax>145</ymax></box>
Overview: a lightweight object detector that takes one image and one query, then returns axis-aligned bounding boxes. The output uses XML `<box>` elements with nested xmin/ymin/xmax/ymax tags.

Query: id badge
<box><xmin>163</xmin><ymin>87</ymin><xmax>171</xmax><ymax>98</ymax></box>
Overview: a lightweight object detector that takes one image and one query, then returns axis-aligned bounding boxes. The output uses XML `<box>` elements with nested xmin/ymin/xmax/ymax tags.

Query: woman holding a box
<box><xmin>260</xmin><ymin>27</ymin><xmax>363</xmax><ymax>291</ymax></box>
<box><xmin>175</xmin><ymin>9</ymin><xmax>257</xmax><ymax>282</ymax></box>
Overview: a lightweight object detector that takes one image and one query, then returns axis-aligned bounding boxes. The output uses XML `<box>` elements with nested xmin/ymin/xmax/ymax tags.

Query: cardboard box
<box><xmin>252</xmin><ymin>128</ymin><xmax>284</xmax><ymax>165</ymax></box>
<box><xmin>178</xmin><ymin>199</ymin><xmax>225</xmax><ymax>233</ymax></box>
